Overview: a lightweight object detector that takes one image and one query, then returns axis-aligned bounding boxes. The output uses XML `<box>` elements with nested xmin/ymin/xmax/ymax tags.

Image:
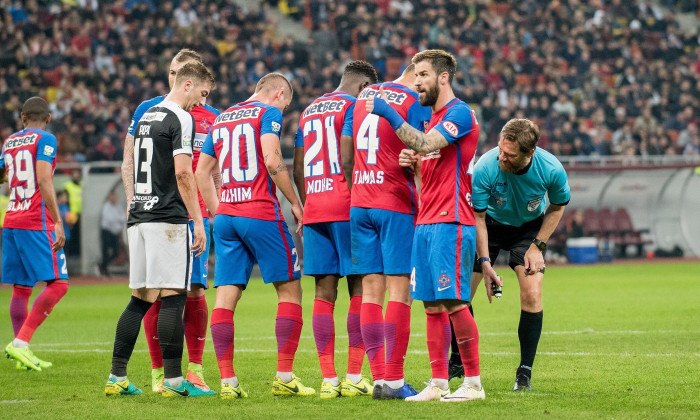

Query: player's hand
<box><xmin>399</xmin><ymin>148</ymin><xmax>420</xmax><ymax>169</ymax></box>
<box><xmin>524</xmin><ymin>244</ymin><xmax>545</xmax><ymax>275</ymax></box>
<box><xmin>52</xmin><ymin>221</ymin><xmax>66</xmax><ymax>252</ymax></box>
<box><xmin>291</xmin><ymin>203</ymin><xmax>303</xmax><ymax>235</ymax></box>
<box><xmin>365</xmin><ymin>86</ymin><xmax>388</xmax><ymax>115</ymax></box>
<box><xmin>482</xmin><ymin>263</ymin><xmax>501</xmax><ymax>304</ymax></box>
<box><xmin>191</xmin><ymin>221</ymin><xmax>206</xmax><ymax>258</ymax></box>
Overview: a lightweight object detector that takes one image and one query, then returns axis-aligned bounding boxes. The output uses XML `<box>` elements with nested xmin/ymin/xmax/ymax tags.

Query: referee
<box><xmin>451</xmin><ymin>118</ymin><xmax>570</xmax><ymax>391</ymax></box>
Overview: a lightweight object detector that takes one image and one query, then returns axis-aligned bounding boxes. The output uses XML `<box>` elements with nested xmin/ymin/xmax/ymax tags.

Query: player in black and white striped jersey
<box><xmin>105</xmin><ymin>61</ymin><xmax>217</xmax><ymax>398</ymax></box>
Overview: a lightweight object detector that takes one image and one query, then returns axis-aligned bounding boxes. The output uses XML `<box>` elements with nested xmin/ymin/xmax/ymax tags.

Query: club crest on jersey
<box><xmin>438</xmin><ymin>273</ymin><xmax>451</xmax><ymax>287</ymax></box>
<box><xmin>199</xmin><ymin>119</ymin><xmax>211</xmax><ymax>132</ymax></box>
<box><xmin>271</xmin><ymin>121</ymin><xmax>281</xmax><ymax>133</ymax></box>
<box><xmin>527</xmin><ymin>197</ymin><xmax>542</xmax><ymax>212</ymax></box>
<box><xmin>442</xmin><ymin>121</ymin><xmax>458</xmax><ymax>137</ymax></box>
<box><xmin>43</xmin><ymin>145</ymin><xmax>54</xmax><ymax>156</ymax></box>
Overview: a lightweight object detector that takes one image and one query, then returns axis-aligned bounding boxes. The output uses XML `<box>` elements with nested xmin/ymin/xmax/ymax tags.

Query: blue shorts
<box><xmin>350</xmin><ymin>207</ymin><xmax>414</xmax><ymax>275</ymax></box>
<box><xmin>303</xmin><ymin>221</ymin><xmax>352</xmax><ymax>277</ymax></box>
<box><xmin>189</xmin><ymin>218</ymin><xmax>211</xmax><ymax>288</ymax></box>
<box><xmin>213</xmin><ymin>215</ymin><xmax>301</xmax><ymax>288</ymax></box>
<box><xmin>410</xmin><ymin>224</ymin><xmax>475</xmax><ymax>302</ymax></box>
<box><xmin>2</xmin><ymin>228</ymin><xmax>69</xmax><ymax>286</ymax></box>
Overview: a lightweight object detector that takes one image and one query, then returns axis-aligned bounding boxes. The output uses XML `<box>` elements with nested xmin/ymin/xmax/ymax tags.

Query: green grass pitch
<box><xmin>1</xmin><ymin>262</ymin><xmax>698</xmax><ymax>419</ymax></box>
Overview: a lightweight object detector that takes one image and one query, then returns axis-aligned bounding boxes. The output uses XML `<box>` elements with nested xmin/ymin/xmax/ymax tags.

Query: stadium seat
<box><xmin>582</xmin><ymin>207</ymin><xmax>602</xmax><ymax>237</ymax></box>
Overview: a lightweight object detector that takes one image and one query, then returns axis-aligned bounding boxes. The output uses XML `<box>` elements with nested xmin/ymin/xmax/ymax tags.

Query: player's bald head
<box><xmin>21</xmin><ymin>97</ymin><xmax>50</xmax><ymax>123</ymax></box>
<box><xmin>255</xmin><ymin>73</ymin><xmax>293</xmax><ymax>99</ymax></box>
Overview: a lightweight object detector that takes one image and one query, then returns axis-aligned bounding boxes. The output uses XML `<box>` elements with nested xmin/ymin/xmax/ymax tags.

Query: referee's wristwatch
<box><xmin>477</xmin><ymin>257</ymin><xmax>491</xmax><ymax>266</ymax></box>
<box><xmin>532</xmin><ymin>238</ymin><xmax>547</xmax><ymax>252</ymax></box>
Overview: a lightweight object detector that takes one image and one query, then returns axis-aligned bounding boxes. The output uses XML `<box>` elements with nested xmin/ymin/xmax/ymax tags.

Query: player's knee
<box><xmin>187</xmin><ymin>285</ymin><xmax>206</xmax><ymax>297</ymax></box>
<box><xmin>48</xmin><ymin>280</ymin><xmax>69</xmax><ymax>298</ymax></box>
<box><xmin>314</xmin><ymin>286</ymin><xmax>337</xmax><ymax>302</ymax></box>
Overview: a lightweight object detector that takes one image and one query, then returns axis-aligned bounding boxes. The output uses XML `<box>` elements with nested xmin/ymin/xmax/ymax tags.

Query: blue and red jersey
<box><xmin>295</xmin><ymin>91</ymin><xmax>355</xmax><ymax>224</ymax></box>
<box><xmin>417</xmin><ymin>98</ymin><xmax>479</xmax><ymax>226</ymax></box>
<box><xmin>201</xmin><ymin>100</ymin><xmax>285</xmax><ymax>222</ymax></box>
<box><xmin>351</xmin><ymin>82</ymin><xmax>431</xmax><ymax>214</ymax></box>
<box><xmin>129</xmin><ymin>96</ymin><xmax>219</xmax><ymax>215</ymax></box>
<box><xmin>0</xmin><ymin>128</ymin><xmax>58</xmax><ymax>230</ymax></box>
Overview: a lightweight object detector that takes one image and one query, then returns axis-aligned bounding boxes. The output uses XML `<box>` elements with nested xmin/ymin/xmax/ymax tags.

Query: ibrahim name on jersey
<box><xmin>201</xmin><ymin>100</ymin><xmax>285</xmax><ymax>221</ymax></box>
<box><xmin>351</xmin><ymin>83</ymin><xmax>431</xmax><ymax>214</ymax></box>
<box><xmin>129</xmin><ymin>95</ymin><xmax>219</xmax><ymax>216</ymax></box>
<box><xmin>127</xmin><ymin>100</ymin><xmax>195</xmax><ymax>226</ymax></box>
<box><xmin>295</xmin><ymin>91</ymin><xmax>355</xmax><ymax>223</ymax></box>
<box><xmin>471</xmin><ymin>146</ymin><xmax>570</xmax><ymax>227</ymax></box>
<box><xmin>417</xmin><ymin>98</ymin><xmax>479</xmax><ymax>226</ymax></box>
<box><xmin>0</xmin><ymin>128</ymin><xmax>58</xmax><ymax>230</ymax></box>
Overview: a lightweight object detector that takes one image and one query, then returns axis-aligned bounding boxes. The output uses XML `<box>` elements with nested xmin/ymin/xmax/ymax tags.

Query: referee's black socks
<box><xmin>158</xmin><ymin>293</ymin><xmax>187</xmax><ymax>381</ymax></box>
<box><xmin>518</xmin><ymin>309</ymin><xmax>543</xmax><ymax>376</ymax></box>
<box><xmin>112</xmin><ymin>296</ymin><xmax>153</xmax><ymax>377</ymax></box>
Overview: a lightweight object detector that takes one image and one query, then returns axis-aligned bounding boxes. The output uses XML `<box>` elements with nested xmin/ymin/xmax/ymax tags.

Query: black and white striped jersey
<box><xmin>128</xmin><ymin>99</ymin><xmax>195</xmax><ymax>226</ymax></box>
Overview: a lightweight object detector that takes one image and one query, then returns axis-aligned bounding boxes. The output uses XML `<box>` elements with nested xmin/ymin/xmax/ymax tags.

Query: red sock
<box><xmin>10</xmin><ymin>285</ymin><xmax>33</xmax><ymax>337</ymax></box>
<box><xmin>360</xmin><ymin>302</ymin><xmax>384</xmax><ymax>381</ymax></box>
<box><xmin>312</xmin><ymin>299</ymin><xmax>336</xmax><ymax>379</ymax></box>
<box><xmin>276</xmin><ymin>302</ymin><xmax>303</xmax><ymax>373</ymax></box>
<box><xmin>16</xmin><ymin>281</ymin><xmax>68</xmax><ymax>343</ymax></box>
<box><xmin>210</xmin><ymin>308</ymin><xmax>235</xmax><ymax>379</ymax></box>
<box><xmin>346</xmin><ymin>295</ymin><xmax>364</xmax><ymax>375</ymax></box>
<box><xmin>384</xmin><ymin>301</ymin><xmax>410</xmax><ymax>381</ymax></box>
<box><xmin>426</xmin><ymin>311</ymin><xmax>451</xmax><ymax>379</ymax></box>
<box><xmin>449</xmin><ymin>306</ymin><xmax>480</xmax><ymax>376</ymax></box>
<box><xmin>143</xmin><ymin>300</ymin><xmax>163</xmax><ymax>369</ymax></box>
<box><xmin>184</xmin><ymin>295</ymin><xmax>208</xmax><ymax>365</ymax></box>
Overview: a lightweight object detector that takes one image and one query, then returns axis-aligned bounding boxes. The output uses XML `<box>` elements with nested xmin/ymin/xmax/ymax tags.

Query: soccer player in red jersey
<box><xmin>196</xmin><ymin>73</ymin><xmax>310</xmax><ymax>399</ymax></box>
<box><xmin>123</xmin><ymin>49</ymin><xmax>220</xmax><ymax>393</ymax></box>
<box><xmin>292</xmin><ymin>60</ymin><xmax>378</xmax><ymax>398</ymax></box>
<box><xmin>2</xmin><ymin>97</ymin><xmax>69</xmax><ymax>372</ymax></box>
<box><xmin>367</xmin><ymin>50</ymin><xmax>485</xmax><ymax>402</ymax></box>
<box><xmin>350</xmin><ymin>64</ymin><xmax>432</xmax><ymax>400</ymax></box>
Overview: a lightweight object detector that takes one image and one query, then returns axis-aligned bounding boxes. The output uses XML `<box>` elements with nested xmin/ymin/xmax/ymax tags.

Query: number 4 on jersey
<box><xmin>357</xmin><ymin>114</ymin><xmax>380</xmax><ymax>165</ymax></box>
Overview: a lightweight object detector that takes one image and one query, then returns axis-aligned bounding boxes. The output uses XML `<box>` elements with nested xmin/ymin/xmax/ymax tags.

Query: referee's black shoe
<box><xmin>448</xmin><ymin>359</ymin><xmax>464</xmax><ymax>380</ymax></box>
<box><xmin>512</xmin><ymin>368</ymin><xmax>532</xmax><ymax>391</ymax></box>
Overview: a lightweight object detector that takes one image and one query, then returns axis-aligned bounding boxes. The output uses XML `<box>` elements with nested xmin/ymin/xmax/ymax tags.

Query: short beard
<box><xmin>499</xmin><ymin>159</ymin><xmax>527</xmax><ymax>173</ymax></box>
<box><xmin>418</xmin><ymin>81</ymin><xmax>440</xmax><ymax>106</ymax></box>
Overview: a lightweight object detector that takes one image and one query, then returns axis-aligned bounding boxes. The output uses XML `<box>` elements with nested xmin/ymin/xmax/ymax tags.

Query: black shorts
<box><xmin>473</xmin><ymin>214</ymin><xmax>544</xmax><ymax>273</ymax></box>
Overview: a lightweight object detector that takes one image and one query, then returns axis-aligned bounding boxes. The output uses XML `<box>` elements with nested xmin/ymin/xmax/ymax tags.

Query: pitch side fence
<box><xmin>59</xmin><ymin>155</ymin><xmax>700</xmax><ymax>275</ymax></box>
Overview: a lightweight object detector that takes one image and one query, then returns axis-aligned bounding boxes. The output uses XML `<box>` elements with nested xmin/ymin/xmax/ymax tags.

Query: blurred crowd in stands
<box><xmin>1</xmin><ymin>0</ymin><xmax>699</xmax><ymax>165</ymax></box>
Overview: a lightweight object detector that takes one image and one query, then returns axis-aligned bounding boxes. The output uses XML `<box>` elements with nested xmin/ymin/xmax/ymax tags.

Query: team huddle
<box><xmin>2</xmin><ymin>48</ymin><xmax>570</xmax><ymax>403</ymax></box>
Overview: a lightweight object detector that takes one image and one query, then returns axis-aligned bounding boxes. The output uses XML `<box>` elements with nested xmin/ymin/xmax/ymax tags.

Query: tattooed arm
<box><xmin>365</xmin><ymin>86</ymin><xmax>448</xmax><ymax>154</ymax></box>
<box><xmin>261</xmin><ymin>132</ymin><xmax>303</xmax><ymax>230</ymax></box>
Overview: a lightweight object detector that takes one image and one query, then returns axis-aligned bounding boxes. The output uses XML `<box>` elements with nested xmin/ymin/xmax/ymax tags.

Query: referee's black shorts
<box><xmin>473</xmin><ymin>214</ymin><xmax>544</xmax><ymax>273</ymax></box>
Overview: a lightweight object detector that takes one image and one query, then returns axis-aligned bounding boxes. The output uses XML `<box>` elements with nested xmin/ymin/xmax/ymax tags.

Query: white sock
<box><xmin>464</xmin><ymin>375</ymin><xmax>481</xmax><ymax>389</ymax></box>
<box><xmin>385</xmin><ymin>379</ymin><xmax>404</xmax><ymax>389</ymax></box>
<box><xmin>109</xmin><ymin>374</ymin><xmax>127</xmax><ymax>381</ymax></box>
<box><xmin>165</xmin><ymin>376</ymin><xmax>183</xmax><ymax>387</ymax></box>
<box><xmin>323</xmin><ymin>377</ymin><xmax>339</xmax><ymax>386</ymax></box>
<box><xmin>12</xmin><ymin>338</ymin><xmax>29</xmax><ymax>348</ymax></box>
<box><xmin>276</xmin><ymin>371</ymin><xmax>293</xmax><ymax>383</ymax></box>
<box><xmin>374</xmin><ymin>379</ymin><xmax>385</xmax><ymax>387</ymax></box>
<box><xmin>431</xmin><ymin>378</ymin><xmax>449</xmax><ymax>390</ymax></box>
<box><xmin>346</xmin><ymin>373</ymin><xmax>362</xmax><ymax>384</ymax></box>
<box><xmin>222</xmin><ymin>376</ymin><xmax>239</xmax><ymax>387</ymax></box>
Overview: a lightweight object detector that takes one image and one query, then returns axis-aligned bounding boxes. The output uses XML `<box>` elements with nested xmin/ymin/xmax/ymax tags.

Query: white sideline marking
<box><xmin>34</xmin><ymin>348</ymin><xmax>699</xmax><ymax>358</ymax></box>
<box><xmin>29</xmin><ymin>329</ymin><xmax>695</xmax><ymax>349</ymax></box>
<box><xmin>0</xmin><ymin>400</ymin><xmax>31</xmax><ymax>404</ymax></box>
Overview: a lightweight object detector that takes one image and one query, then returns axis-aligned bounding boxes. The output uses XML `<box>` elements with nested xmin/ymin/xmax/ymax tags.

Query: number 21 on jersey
<box><xmin>302</xmin><ymin>116</ymin><xmax>341</xmax><ymax>178</ymax></box>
